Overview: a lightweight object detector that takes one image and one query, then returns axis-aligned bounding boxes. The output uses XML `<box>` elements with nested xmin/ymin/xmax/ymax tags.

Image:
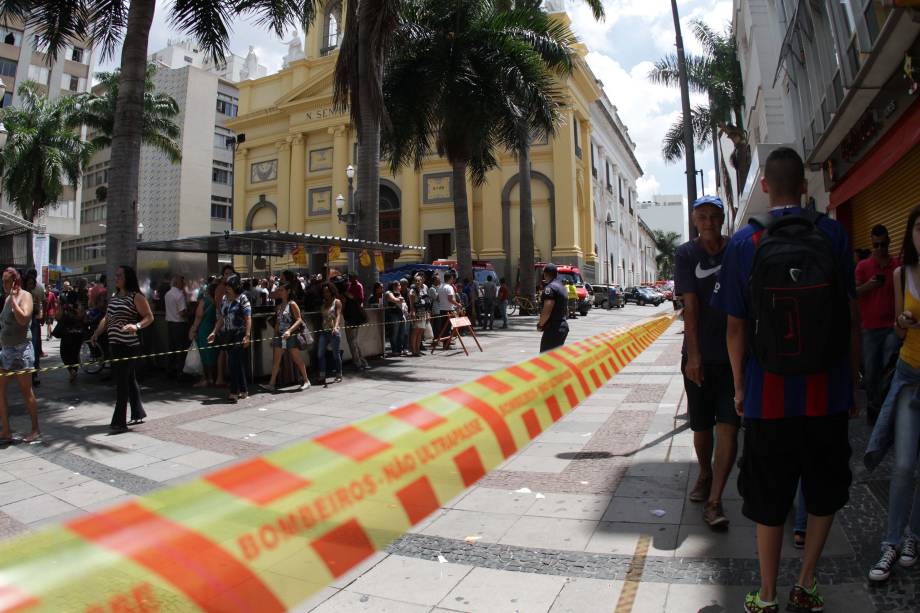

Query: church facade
<box><xmin>226</xmin><ymin>7</ymin><xmax>642</xmax><ymax>282</ymax></box>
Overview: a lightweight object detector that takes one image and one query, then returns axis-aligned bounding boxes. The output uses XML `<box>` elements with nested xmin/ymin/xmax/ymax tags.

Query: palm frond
<box><xmin>234</xmin><ymin>0</ymin><xmax>317</xmax><ymax>39</ymax></box>
<box><xmin>168</xmin><ymin>0</ymin><xmax>233</xmax><ymax>64</ymax></box>
<box><xmin>86</xmin><ymin>0</ymin><xmax>128</xmax><ymax>61</ymax></box>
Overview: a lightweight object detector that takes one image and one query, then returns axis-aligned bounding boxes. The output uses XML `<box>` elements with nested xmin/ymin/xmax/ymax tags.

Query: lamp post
<box><xmin>604</xmin><ymin>218</ymin><xmax>615</xmax><ymax>285</ymax></box>
<box><xmin>337</xmin><ymin>164</ymin><xmax>358</xmax><ymax>271</ymax></box>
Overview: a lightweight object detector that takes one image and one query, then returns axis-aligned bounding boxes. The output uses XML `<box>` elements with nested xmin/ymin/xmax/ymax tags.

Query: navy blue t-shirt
<box><xmin>674</xmin><ymin>238</ymin><xmax>729</xmax><ymax>365</ymax></box>
<box><xmin>542</xmin><ymin>279</ymin><xmax>569</xmax><ymax>329</ymax></box>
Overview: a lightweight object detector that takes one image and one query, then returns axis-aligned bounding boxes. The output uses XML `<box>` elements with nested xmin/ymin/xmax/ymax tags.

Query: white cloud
<box><xmin>636</xmin><ymin>174</ymin><xmax>661</xmax><ymax>201</ymax></box>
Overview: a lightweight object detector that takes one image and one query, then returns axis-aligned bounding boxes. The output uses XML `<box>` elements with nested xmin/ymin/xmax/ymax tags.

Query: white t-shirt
<box><xmin>437</xmin><ymin>284</ymin><xmax>457</xmax><ymax>313</ymax></box>
<box><xmin>164</xmin><ymin>287</ymin><xmax>187</xmax><ymax>322</ymax></box>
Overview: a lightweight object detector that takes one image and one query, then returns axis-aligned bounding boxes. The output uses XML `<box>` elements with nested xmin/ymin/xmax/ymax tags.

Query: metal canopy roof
<box><xmin>137</xmin><ymin>229</ymin><xmax>426</xmax><ymax>257</ymax></box>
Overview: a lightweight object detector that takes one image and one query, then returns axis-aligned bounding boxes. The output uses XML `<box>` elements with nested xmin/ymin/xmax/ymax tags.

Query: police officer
<box><xmin>537</xmin><ymin>263</ymin><xmax>569</xmax><ymax>352</ymax></box>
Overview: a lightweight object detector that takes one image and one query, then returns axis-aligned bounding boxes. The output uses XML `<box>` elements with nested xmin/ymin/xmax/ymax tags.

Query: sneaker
<box><xmin>900</xmin><ymin>536</ymin><xmax>917</xmax><ymax>568</ymax></box>
<box><xmin>689</xmin><ymin>476</ymin><xmax>711</xmax><ymax>503</ymax></box>
<box><xmin>703</xmin><ymin>501</ymin><xmax>729</xmax><ymax>528</ymax></box>
<box><xmin>787</xmin><ymin>580</ymin><xmax>824</xmax><ymax>613</ymax></box>
<box><xmin>869</xmin><ymin>545</ymin><xmax>898</xmax><ymax>582</ymax></box>
<box><xmin>743</xmin><ymin>590</ymin><xmax>778</xmax><ymax>613</ymax></box>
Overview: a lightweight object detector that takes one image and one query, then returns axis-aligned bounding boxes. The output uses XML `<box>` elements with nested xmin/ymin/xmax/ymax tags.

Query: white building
<box><xmin>589</xmin><ymin>89</ymin><xmax>644</xmax><ymax>286</ymax></box>
<box><xmin>62</xmin><ymin>42</ymin><xmax>267</xmax><ymax>274</ymax></box>
<box><xmin>149</xmin><ymin>39</ymin><xmax>268</xmax><ymax>82</ymax></box>
<box><xmin>0</xmin><ymin>20</ymin><xmax>94</xmax><ymax>265</ymax></box>
<box><xmin>637</xmin><ymin>195</ymin><xmax>688</xmax><ymax>244</ymax></box>
<box><xmin>726</xmin><ymin>0</ymin><xmax>920</xmax><ymax>247</ymax></box>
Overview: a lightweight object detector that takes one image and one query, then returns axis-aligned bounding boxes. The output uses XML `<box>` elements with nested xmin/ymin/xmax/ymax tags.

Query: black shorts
<box><xmin>738</xmin><ymin>414</ymin><xmax>852</xmax><ymax>526</ymax></box>
<box><xmin>681</xmin><ymin>358</ymin><xmax>740</xmax><ymax>431</ymax></box>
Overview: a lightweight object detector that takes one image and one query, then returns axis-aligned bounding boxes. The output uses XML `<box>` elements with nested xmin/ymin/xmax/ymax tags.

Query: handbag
<box><xmin>51</xmin><ymin>321</ymin><xmax>64</xmax><ymax>339</ymax></box>
<box><xmin>295</xmin><ymin>328</ymin><xmax>313</xmax><ymax>350</ymax></box>
<box><xmin>183</xmin><ymin>340</ymin><xmax>203</xmax><ymax>375</ymax></box>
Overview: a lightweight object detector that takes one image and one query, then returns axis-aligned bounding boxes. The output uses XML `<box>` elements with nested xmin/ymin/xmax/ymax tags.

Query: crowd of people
<box><xmin>677</xmin><ymin>147</ymin><xmax>919</xmax><ymax>613</ymax></box>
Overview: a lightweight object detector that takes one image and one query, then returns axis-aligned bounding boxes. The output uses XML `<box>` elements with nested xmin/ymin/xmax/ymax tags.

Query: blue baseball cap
<box><xmin>692</xmin><ymin>195</ymin><xmax>724</xmax><ymax>210</ymax></box>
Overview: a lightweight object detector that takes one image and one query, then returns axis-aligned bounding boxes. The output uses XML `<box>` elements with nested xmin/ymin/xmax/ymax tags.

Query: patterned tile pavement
<box><xmin>0</xmin><ymin>306</ymin><xmax>914</xmax><ymax>612</ymax></box>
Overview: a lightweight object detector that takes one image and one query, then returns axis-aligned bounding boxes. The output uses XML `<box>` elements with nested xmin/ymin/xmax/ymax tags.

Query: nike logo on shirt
<box><xmin>695</xmin><ymin>263</ymin><xmax>722</xmax><ymax>279</ymax></box>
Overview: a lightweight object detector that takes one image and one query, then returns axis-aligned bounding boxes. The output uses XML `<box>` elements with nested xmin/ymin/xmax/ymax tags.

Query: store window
<box><xmin>71</xmin><ymin>46</ymin><xmax>84</xmax><ymax>63</ymax></box>
<box><xmin>0</xmin><ymin>58</ymin><xmax>15</xmax><ymax>77</ymax></box>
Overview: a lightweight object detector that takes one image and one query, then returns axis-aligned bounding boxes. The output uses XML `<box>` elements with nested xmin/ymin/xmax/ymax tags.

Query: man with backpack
<box><xmin>675</xmin><ymin>196</ymin><xmax>739</xmax><ymax>529</ymax></box>
<box><xmin>712</xmin><ymin>147</ymin><xmax>859</xmax><ymax>613</ymax></box>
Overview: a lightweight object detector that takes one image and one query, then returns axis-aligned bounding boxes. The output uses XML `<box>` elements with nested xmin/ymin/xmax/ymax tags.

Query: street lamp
<box><xmin>137</xmin><ymin>222</ymin><xmax>144</xmax><ymax>240</ymax></box>
<box><xmin>604</xmin><ymin>218</ymin><xmax>615</xmax><ymax>285</ymax></box>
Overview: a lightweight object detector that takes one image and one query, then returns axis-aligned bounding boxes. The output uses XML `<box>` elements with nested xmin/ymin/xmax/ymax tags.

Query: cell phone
<box><xmin>12</xmin><ymin>279</ymin><xmax>20</xmax><ymax>291</ymax></box>
<box><xmin>874</xmin><ymin>274</ymin><xmax>885</xmax><ymax>284</ymax></box>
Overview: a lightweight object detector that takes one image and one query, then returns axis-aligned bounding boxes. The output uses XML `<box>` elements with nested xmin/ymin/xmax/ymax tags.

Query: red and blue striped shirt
<box><xmin>710</xmin><ymin>207</ymin><xmax>856</xmax><ymax>419</ymax></box>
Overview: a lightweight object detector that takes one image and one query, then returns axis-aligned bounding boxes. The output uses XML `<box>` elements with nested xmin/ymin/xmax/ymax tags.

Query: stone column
<box><xmin>289</xmin><ymin>134</ymin><xmax>306</xmax><ymax>232</ymax></box>
<box><xmin>479</xmin><ymin>167</ymin><xmax>505</xmax><ymax>268</ymax></box>
<box><xmin>329</xmin><ymin>125</ymin><xmax>350</xmax><ymax>265</ymax></box>
<box><xmin>232</xmin><ymin>147</ymin><xmax>248</xmax><ymax>273</ymax></box>
<box><xmin>550</xmin><ymin>109</ymin><xmax>582</xmax><ymax>263</ymax></box>
<box><xmin>275</xmin><ymin>138</ymin><xmax>292</xmax><ymax>231</ymax></box>
<box><xmin>399</xmin><ymin>171</ymin><xmax>422</xmax><ymax>262</ymax></box>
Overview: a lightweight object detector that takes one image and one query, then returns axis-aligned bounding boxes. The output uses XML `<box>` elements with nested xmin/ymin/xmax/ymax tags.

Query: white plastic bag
<box><xmin>183</xmin><ymin>340</ymin><xmax>203</xmax><ymax>375</ymax></box>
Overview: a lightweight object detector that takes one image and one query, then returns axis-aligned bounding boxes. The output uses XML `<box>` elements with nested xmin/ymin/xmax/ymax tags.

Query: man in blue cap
<box><xmin>674</xmin><ymin>195</ymin><xmax>739</xmax><ymax>529</ymax></box>
<box><xmin>537</xmin><ymin>263</ymin><xmax>568</xmax><ymax>352</ymax></box>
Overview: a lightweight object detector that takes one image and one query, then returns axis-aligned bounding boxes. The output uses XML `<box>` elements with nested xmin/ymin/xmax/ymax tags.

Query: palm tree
<box><xmin>8</xmin><ymin>0</ymin><xmax>318</xmax><ymax>283</ymax></box>
<box><xmin>651</xmin><ymin>230</ymin><xmax>681</xmax><ymax>280</ymax></box>
<box><xmin>333</xmin><ymin>0</ymin><xmax>400</xmax><ymax>288</ymax></box>
<box><xmin>382</xmin><ymin>0</ymin><xmax>575</xmax><ymax>282</ymax></box>
<box><xmin>0</xmin><ymin>82</ymin><xmax>93</xmax><ymax>265</ymax></box>
<box><xmin>76</xmin><ymin>65</ymin><xmax>182</xmax><ymax>164</ymax></box>
<box><xmin>649</xmin><ymin>19</ymin><xmax>749</xmax><ymax>196</ymax></box>
<box><xmin>500</xmin><ymin>0</ymin><xmax>602</xmax><ymax>310</ymax></box>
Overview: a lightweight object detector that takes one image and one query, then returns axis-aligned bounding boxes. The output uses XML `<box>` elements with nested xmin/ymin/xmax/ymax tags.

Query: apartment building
<box><xmin>62</xmin><ymin>42</ymin><xmax>267</xmax><ymax>274</ymax></box>
<box><xmin>589</xmin><ymin>90</ymin><xmax>644</xmax><ymax>286</ymax></box>
<box><xmin>637</xmin><ymin>195</ymin><xmax>688</xmax><ymax>244</ymax></box>
<box><xmin>0</xmin><ymin>19</ymin><xmax>94</xmax><ymax>265</ymax></box>
<box><xmin>727</xmin><ymin>0</ymin><xmax>919</xmax><ymax>251</ymax></box>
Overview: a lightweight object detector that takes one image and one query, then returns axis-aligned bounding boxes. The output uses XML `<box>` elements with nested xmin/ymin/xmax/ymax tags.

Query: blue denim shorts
<box><xmin>0</xmin><ymin>341</ymin><xmax>35</xmax><ymax>371</ymax></box>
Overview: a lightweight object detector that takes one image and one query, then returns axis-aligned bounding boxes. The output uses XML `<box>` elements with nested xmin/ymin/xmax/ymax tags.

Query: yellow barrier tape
<box><xmin>0</xmin><ymin>314</ymin><xmax>675</xmax><ymax>613</ymax></box>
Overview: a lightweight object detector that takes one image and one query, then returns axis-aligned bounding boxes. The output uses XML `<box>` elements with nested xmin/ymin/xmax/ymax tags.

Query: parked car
<box><xmin>624</xmin><ymin>287</ymin><xmax>663</xmax><ymax>306</ymax></box>
<box><xmin>591</xmin><ymin>284</ymin><xmax>608</xmax><ymax>308</ymax></box>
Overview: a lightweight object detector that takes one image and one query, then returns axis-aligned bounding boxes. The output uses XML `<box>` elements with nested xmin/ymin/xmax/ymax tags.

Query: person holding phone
<box><xmin>865</xmin><ymin>206</ymin><xmax>920</xmax><ymax>582</ymax></box>
<box><xmin>0</xmin><ymin>268</ymin><xmax>40</xmax><ymax>444</ymax></box>
<box><xmin>856</xmin><ymin>224</ymin><xmax>901</xmax><ymax>423</ymax></box>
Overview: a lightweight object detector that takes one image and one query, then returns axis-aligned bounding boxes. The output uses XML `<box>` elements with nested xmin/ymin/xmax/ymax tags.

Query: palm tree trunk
<box><xmin>105</xmin><ymin>0</ymin><xmax>156</xmax><ymax>285</ymax></box>
<box><xmin>451</xmin><ymin>160</ymin><xmax>473</xmax><ymax>283</ymax></box>
<box><xmin>517</xmin><ymin>139</ymin><xmax>536</xmax><ymax>313</ymax></box>
<box><xmin>355</xmin><ymin>9</ymin><xmax>380</xmax><ymax>289</ymax></box>
<box><xmin>670</xmin><ymin>0</ymin><xmax>698</xmax><ymax>239</ymax></box>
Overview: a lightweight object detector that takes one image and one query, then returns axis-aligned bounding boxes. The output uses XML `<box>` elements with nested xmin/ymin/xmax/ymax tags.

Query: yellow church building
<box><xmin>226</xmin><ymin>7</ymin><xmax>606</xmax><ymax>281</ymax></box>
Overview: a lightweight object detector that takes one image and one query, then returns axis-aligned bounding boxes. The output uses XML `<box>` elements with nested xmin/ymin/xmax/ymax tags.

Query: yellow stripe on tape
<box><xmin>0</xmin><ymin>314</ymin><xmax>676</xmax><ymax>612</ymax></box>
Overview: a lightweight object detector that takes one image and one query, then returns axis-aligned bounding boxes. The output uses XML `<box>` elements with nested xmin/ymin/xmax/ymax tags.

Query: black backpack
<box><xmin>747</xmin><ymin>211</ymin><xmax>850</xmax><ymax>375</ymax></box>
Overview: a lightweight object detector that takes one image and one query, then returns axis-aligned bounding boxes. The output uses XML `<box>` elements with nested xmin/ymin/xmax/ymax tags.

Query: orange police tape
<box><xmin>0</xmin><ymin>314</ymin><xmax>675</xmax><ymax>613</ymax></box>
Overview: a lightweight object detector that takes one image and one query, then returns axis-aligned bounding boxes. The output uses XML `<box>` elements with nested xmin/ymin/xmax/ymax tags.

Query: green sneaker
<box><xmin>787</xmin><ymin>580</ymin><xmax>824</xmax><ymax>612</ymax></box>
<box><xmin>744</xmin><ymin>590</ymin><xmax>779</xmax><ymax>613</ymax></box>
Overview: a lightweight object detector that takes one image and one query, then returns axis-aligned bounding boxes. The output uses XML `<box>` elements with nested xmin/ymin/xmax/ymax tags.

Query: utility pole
<box><xmin>670</xmin><ymin>0</ymin><xmax>698</xmax><ymax>239</ymax></box>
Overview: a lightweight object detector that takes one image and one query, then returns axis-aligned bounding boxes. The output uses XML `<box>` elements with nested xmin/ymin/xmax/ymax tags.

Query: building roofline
<box><xmin>592</xmin><ymin>94</ymin><xmax>643</xmax><ymax>177</ymax></box>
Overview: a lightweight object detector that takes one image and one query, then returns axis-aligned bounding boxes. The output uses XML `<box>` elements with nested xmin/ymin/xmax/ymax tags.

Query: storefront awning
<box><xmin>138</xmin><ymin>229</ymin><xmax>426</xmax><ymax>257</ymax></box>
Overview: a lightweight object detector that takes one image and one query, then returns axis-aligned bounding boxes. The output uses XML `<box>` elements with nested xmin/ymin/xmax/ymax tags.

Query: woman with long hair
<box><xmin>409</xmin><ymin>275</ymin><xmax>430</xmax><ymax>356</ymax></box>
<box><xmin>189</xmin><ymin>282</ymin><xmax>218</xmax><ymax>387</ymax></box>
<box><xmin>866</xmin><ymin>204</ymin><xmax>920</xmax><ymax>581</ymax></box>
<box><xmin>57</xmin><ymin>281</ymin><xmax>84</xmax><ymax>383</ymax></box>
<box><xmin>368</xmin><ymin>282</ymin><xmax>384</xmax><ymax>307</ymax></box>
<box><xmin>0</xmin><ymin>268</ymin><xmax>40</xmax><ymax>443</ymax></box>
<box><xmin>262</xmin><ymin>282</ymin><xmax>309</xmax><ymax>392</ymax></box>
<box><xmin>383</xmin><ymin>280</ymin><xmax>407</xmax><ymax>357</ymax></box>
<box><xmin>316</xmin><ymin>282</ymin><xmax>343</xmax><ymax>387</ymax></box>
<box><xmin>208</xmin><ymin>275</ymin><xmax>251</xmax><ymax>403</ymax></box>
<box><xmin>91</xmin><ymin>266</ymin><xmax>154</xmax><ymax>433</ymax></box>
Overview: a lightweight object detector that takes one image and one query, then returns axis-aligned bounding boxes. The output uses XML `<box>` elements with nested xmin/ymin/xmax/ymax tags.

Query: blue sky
<box><xmin>98</xmin><ymin>0</ymin><xmax>733</xmax><ymax>201</ymax></box>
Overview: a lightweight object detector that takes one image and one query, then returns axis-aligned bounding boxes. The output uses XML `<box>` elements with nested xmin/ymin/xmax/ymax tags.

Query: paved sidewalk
<box><xmin>301</xmin><ymin>321</ymin><xmax>912</xmax><ymax>613</ymax></box>
<box><xmin>1</xmin><ymin>308</ymin><xmax>912</xmax><ymax>612</ymax></box>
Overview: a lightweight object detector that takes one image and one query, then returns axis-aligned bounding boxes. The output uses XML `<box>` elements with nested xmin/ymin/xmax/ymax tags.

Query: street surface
<box><xmin>0</xmin><ymin>306</ymin><xmax>911</xmax><ymax>612</ymax></box>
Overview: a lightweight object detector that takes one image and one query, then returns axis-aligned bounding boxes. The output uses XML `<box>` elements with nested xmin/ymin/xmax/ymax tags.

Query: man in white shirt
<box><xmin>165</xmin><ymin>275</ymin><xmax>189</xmax><ymax>377</ymax></box>
<box><xmin>436</xmin><ymin>272</ymin><xmax>462</xmax><ymax>348</ymax></box>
